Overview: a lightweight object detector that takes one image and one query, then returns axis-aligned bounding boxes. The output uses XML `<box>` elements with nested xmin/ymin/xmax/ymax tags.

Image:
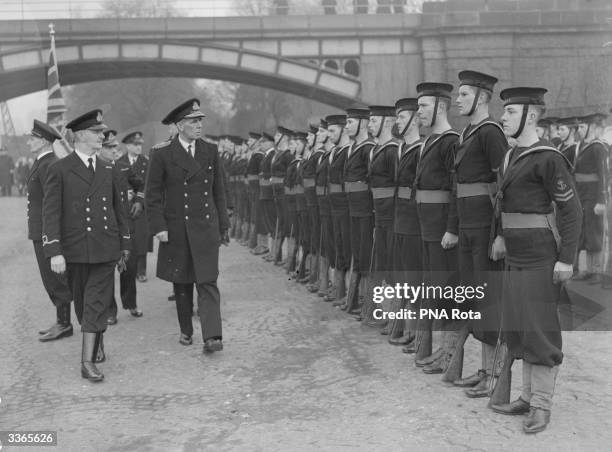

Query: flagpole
<box><xmin>47</xmin><ymin>22</ymin><xmax>72</xmax><ymax>157</ymax></box>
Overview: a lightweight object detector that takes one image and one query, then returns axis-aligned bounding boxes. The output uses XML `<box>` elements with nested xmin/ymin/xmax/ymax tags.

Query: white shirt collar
<box><xmin>178</xmin><ymin>136</ymin><xmax>195</xmax><ymax>153</ymax></box>
<box><xmin>74</xmin><ymin>148</ymin><xmax>96</xmax><ymax>170</ymax></box>
<box><xmin>36</xmin><ymin>150</ymin><xmax>54</xmax><ymax>161</ymax></box>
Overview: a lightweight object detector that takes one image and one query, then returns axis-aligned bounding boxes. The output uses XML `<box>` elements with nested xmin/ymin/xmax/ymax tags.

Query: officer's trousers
<box><xmin>67</xmin><ymin>261</ymin><xmax>115</xmax><ymax>333</ymax></box>
<box><xmin>173</xmin><ymin>281</ymin><xmax>222</xmax><ymax>341</ymax></box>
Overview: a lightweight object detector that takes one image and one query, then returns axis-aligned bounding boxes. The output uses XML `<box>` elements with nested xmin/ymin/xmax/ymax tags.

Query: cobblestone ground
<box><xmin>1</xmin><ymin>197</ymin><xmax>611</xmax><ymax>451</ymax></box>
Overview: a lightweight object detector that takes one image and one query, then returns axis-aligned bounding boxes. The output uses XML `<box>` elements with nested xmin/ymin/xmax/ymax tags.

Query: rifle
<box><xmin>487</xmin><ymin>342</ymin><xmax>513</xmax><ymax>407</ymax></box>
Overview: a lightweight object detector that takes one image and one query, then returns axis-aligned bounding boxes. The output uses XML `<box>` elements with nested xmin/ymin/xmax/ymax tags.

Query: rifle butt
<box><xmin>487</xmin><ymin>357</ymin><xmax>514</xmax><ymax>407</ymax></box>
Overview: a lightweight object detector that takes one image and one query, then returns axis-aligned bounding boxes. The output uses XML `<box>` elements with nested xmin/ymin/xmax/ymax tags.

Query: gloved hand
<box><xmin>130</xmin><ymin>201</ymin><xmax>143</xmax><ymax>219</ymax></box>
<box><xmin>594</xmin><ymin>203</ymin><xmax>605</xmax><ymax>216</ymax></box>
<box><xmin>155</xmin><ymin>231</ymin><xmax>168</xmax><ymax>242</ymax></box>
<box><xmin>553</xmin><ymin>261</ymin><xmax>573</xmax><ymax>284</ymax></box>
<box><xmin>50</xmin><ymin>255</ymin><xmax>66</xmax><ymax>274</ymax></box>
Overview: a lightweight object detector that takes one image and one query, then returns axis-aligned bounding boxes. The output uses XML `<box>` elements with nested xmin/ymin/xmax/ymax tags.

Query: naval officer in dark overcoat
<box><xmin>145</xmin><ymin>99</ymin><xmax>230</xmax><ymax>353</ymax></box>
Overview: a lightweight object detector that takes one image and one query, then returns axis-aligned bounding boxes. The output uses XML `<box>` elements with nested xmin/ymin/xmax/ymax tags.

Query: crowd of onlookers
<box><xmin>0</xmin><ymin>147</ymin><xmax>34</xmax><ymax>196</ymax></box>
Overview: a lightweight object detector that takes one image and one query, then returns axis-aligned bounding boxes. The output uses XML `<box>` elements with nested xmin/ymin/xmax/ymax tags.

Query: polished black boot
<box><xmin>81</xmin><ymin>332</ymin><xmax>104</xmax><ymax>382</ymax></box>
<box><xmin>94</xmin><ymin>332</ymin><xmax>106</xmax><ymax>363</ymax></box>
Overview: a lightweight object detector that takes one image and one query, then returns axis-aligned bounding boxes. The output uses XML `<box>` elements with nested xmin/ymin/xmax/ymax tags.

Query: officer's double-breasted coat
<box><xmin>42</xmin><ymin>152</ymin><xmax>131</xmax><ymax>263</ymax></box>
<box><xmin>146</xmin><ymin>136</ymin><xmax>229</xmax><ymax>284</ymax></box>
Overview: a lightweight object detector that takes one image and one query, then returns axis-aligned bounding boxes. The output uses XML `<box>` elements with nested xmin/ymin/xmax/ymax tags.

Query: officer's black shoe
<box><xmin>107</xmin><ymin>316</ymin><xmax>117</xmax><ymax>325</ymax></box>
<box><xmin>81</xmin><ymin>361</ymin><xmax>104</xmax><ymax>382</ymax></box>
<box><xmin>129</xmin><ymin>308</ymin><xmax>143</xmax><ymax>317</ymax></box>
<box><xmin>523</xmin><ymin>407</ymin><xmax>551</xmax><ymax>433</ymax></box>
<box><xmin>491</xmin><ymin>397</ymin><xmax>530</xmax><ymax>415</ymax></box>
<box><xmin>179</xmin><ymin>334</ymin><xmax>193</xmax><ymax>346</ymax></box>
<box><xmin>39</xmin><ymin>323</ymin><xmax>73</xmax><ymax>342</ymax></box>
<box><xmin>203</xmin><ymin>338</ymin><xmax>223</xmax><ymax>353</ymax></box>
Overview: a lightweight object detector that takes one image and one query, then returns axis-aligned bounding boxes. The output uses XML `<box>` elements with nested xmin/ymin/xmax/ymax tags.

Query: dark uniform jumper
<box><xmin>414</xmin><ymin>130</ymin><xmax>460</xmax><ymax>365</ymax></box>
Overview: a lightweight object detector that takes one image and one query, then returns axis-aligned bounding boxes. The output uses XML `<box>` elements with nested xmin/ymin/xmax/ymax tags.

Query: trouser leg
<box><xmin>67</xmin><ymin>262</ymin><xmax>115</xmax><ymax>333</ymax></box>
<box><xmin>137</xmin><ymin>254</ymin><xmax>147</xmax><ymax>277</ymax></box>
<box><xmin>196</xmin><ymin>281</ymin><xmax>222</xmax><ymax>341</ymax></box>
<box><xmin>119</xmin><ymin>251</ymin><xmax>138</xmax><ymax>309</ymax></box>
<box><xmin>173</xmin><ymin>282</ymin><xmax>194</xmax><ymax>337</ymax></box>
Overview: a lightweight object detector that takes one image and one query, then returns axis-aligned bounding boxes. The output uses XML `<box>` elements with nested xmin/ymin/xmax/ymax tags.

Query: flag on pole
<box><xmin>46</xmin><ymin>23</ymin><xmax>72</xmax><ymax>157</ymax></box>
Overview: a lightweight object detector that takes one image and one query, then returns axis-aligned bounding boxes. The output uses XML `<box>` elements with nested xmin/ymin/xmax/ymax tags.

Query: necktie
<box><xmin>87</xmin><ymin>157</ymin><xmax>95</xmax><ymax>177</ymax></box>
<box><xmin>188</xmin><ymin>144</ymin><xmax>193</xmax><ymax>158</ymax></box>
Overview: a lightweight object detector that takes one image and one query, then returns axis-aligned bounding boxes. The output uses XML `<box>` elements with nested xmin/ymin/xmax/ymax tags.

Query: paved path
<box><xmin>1</xmin><ymin>197</ymin><xmax>611</xmax><ymax>451</ymax></box>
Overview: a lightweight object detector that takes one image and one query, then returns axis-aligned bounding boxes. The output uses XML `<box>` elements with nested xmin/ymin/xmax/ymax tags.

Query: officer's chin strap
<box><xmin>467</xmin><ymin>87</ymin><xmax>482</xmax><ymax>117</ymax></box>
<box><xmin>399</xmin><ymin>111</ymin><xmax>415</xmax><ymax>137</ymax></box>
<box><xmin>511</xmin><ymin>105</ymin><xmax>529</xmax><ymax>139</ymax></box>
<box><xmin>355</xmin><ymin>119</ymin><xmax>361</xmax><ymax>139</ymax></box>
<box><xmin>430</xmin><ymin>97</ymin><xmax>440</xmax><ymax>128</ymax></box>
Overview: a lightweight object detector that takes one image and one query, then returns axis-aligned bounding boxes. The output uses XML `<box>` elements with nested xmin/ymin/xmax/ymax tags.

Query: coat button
<box><xmin>185</xmin><ymin>215</ymin><xmax>189</xmax><ymax>220</ymax></box>
<box><xmin>102</xmin><ymin>197</ymin><xmax>107</xmax><ymax>201</ymax></box>
<box><xmin>86</xmin><ymin>217</ymin><xmax>91</xmax><ymax>222</ymax></box>
<box><xmin>184</xmin><ymin>193</ymin><xmax>188</xmax><ymax>197</ymax></box>
<box><xmin>103</xmin><ymin>207</ymin><xmax>107</xmax><ymax>211</ymax></box>
<box><xmin>86</xmin><ymin>198</ymin><xmax>90</xmax><ymax>202</ymax></box>
<box><xmin>87</xmin><ymin>227</ymin><xmax>92</xmax><ymax>232</ymax></box>
<box><xmin>184</xmin><ymin>204</ymin><xmax>188</xmax><ymax>208</ymax></box>
<box><xmin>205</xmin><ymin>179</ymin><xmax>208</xmax><ymax>183</ymax></box>
<box><xmin>208</xmin><ymin>166</ymin><xmax>212</xmax><ymax>170</ymax></box>
<box><xmin>86</xmin><ymin>207</ymin><xmax>90</xmax><ymax>212</ymax></box>
<box><xmin>104</xmin><ymin>225</ymin><xmax>108</xmax><ymax>230</ymax></box>
<box><xmin>205</xmin><ymin>203</ymin><xmax>209</xmax><ymax>207</ymax></box>
<box><xmin>184</xmin><ymin>181</ymin><xmax>187</xmax><ymax>185</ymax></box>
<box><xmin>204</xmin><ymin>192</ymin><xmax>208</xmax><ymax>196</ymax></box>
<box><xmin>205</xmin><ymin>214</ymin><xmax>210</xmax><ymax>219</ymax></box>
<box><xmin>103</xmin><ymin>216</ymin><xmax>107</xmax><ymax>220</ymax></box>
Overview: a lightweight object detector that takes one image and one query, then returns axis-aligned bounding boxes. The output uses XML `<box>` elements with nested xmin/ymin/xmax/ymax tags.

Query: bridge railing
<box><xmin>0</xmin><ymin>0</ymin><xmax>425</xmax><ymax>20</ymax></box>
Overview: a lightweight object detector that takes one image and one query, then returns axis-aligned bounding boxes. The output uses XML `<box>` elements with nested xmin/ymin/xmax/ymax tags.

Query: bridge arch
<box><xmin>0</xmin><ymin>40</ymin><xmax>362</xmax><ymax>107</ymax></box>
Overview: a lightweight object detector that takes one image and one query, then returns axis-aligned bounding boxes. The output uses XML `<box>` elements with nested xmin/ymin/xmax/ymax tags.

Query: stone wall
<box><xmin>417</xmin><ymin>0</ymin><xmax>612</xmax><ymax>119</ymax></box>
